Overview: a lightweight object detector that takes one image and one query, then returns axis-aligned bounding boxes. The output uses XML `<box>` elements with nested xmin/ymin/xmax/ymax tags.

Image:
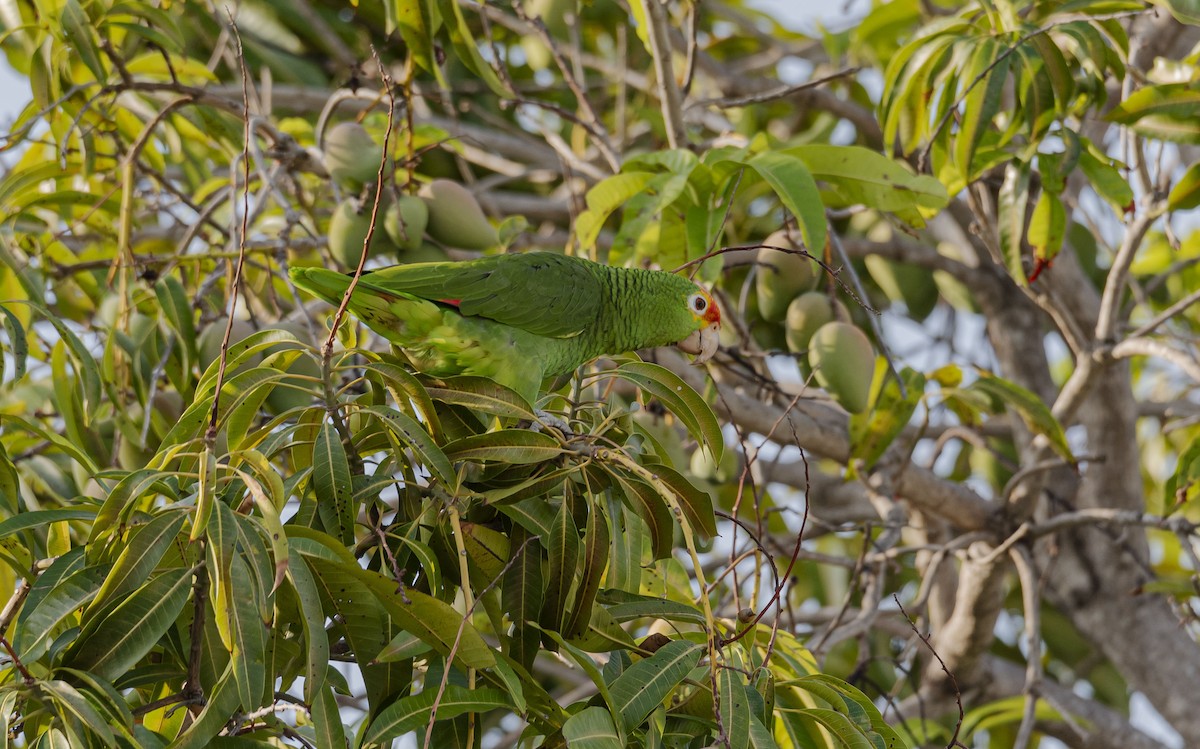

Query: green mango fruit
<box><xmin>808</xmin><ymin>322</ymin><xmax>875</xmax><ymax>414</ymax></box>
<box><xmin>399</xmin><ymin>242</ymin><xmax>451</xmax><ymax>264</ymax></box>
<box><xmin>384</xmin><ymin>194</ymin><xmax>430</xmax><ymax>251</ymax></box>
<box><xmin>421</xmin><ymin>180</ymin><xmax>498</xmax><ymax>250</ymax></box>
<box><xmin>785</xmin><ymin>292</ymin><xmax>849</xmax><ymax>354</ymax></box>
<box><xmin>864</xmin><ymin>254</ymin><xmax>939</xmax><ymax>321</ymax></box>
<box><xmin>328</xmin><ymin>197</ymin><xmax>397</xmax><ymax>268</ymax></box>
<box><xmin>323</xmin><ymin>122</ymin><xmax>386</xmax><ymax>187</ymax></box>
<box><xmin>756</xmin><ymin>230</ymin><xmax>819</xmax><ymax>321</ymax></box>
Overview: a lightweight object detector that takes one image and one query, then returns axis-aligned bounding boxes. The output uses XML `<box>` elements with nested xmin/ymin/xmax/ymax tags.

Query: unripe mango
<box><xmin>755</xmin><ymin>230</ymin><xmax>819</xmax><ymax>321</ymax></box>
<box><xmin>323</xmin><ymin>122</ymin><xmax>385</xmax><ymax>187</ymax></box>
<box><xmin>400</xmin><ymin>242</ymin><xmax>451</xmax><ymax>264</ymax></box>
<box><xmin>808</xmin><ymin>322</ymin><xmax>875</xmax><ymax>414</ymax></box>
<box><xmin>864</xmin><ymin>255</ymin><xmax>939</xmax><ymax>321</ymax></box>
<box><xmin>328</xmin><ymin>198</ymin><xmax>396</xmax><ymax>268</ymax></box>
<box><xmin>384</xmin><ymin>194</ymin><xmax>429</xmax><ymax>251</ymax></box>
<box><xmin>421</xmin><ymin>180</ymin><xmax>498</xmax><ymax>250</ymax></box>
<box><xmin>785</xmin><ymin>292</ymin><xmax>849</xmax><ymax>353</ymax></box>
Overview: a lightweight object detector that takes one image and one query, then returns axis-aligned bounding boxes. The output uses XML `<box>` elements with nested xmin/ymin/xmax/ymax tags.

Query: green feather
<box><xmin>289</xmin><ymin>252</ymin><xmax>710</xmax><ymax>402</ymax></box>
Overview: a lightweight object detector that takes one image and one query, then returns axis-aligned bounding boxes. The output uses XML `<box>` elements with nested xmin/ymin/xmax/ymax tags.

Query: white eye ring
<box><xmin>690</xmin><ymin>293</ymin><xmax>708</xmax><ymax>313</ymax></box>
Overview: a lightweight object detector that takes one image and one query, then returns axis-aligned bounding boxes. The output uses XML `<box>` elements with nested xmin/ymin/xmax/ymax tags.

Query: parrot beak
<box><xmin>678</xmin><ymin>322</ymin><xmax>719</xmax><ymax>364</ymax></box>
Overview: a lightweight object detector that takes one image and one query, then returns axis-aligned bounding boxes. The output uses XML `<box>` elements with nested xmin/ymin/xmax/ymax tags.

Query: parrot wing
<box><xmin>361</xmin><ymin>252</ymin><xmax>602</xmax><ymax>338</ymax></box>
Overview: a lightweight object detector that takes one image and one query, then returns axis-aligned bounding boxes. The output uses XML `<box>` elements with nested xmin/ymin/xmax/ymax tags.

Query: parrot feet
<box><xmin>529</xmin><ymin>410</ymin><xmax>573</xmax><ymax>437</ymax></box>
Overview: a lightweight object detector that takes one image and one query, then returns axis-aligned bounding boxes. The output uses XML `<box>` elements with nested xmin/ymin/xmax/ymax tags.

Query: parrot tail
<box><xmin>289</xmin><ymin>267</ymin><xmax>440</xmax><ymax>345</ymax></box>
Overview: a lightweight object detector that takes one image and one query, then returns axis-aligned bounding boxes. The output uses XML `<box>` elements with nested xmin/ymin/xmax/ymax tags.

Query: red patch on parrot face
<box><xmin>703</xmin><ymin>294</ymin><xmax>721</xmax><ymax>325</ymax></box>
<box><xmin>439</xmin><ymin>298</ymin><xmax>462</xmax><ymax>307</ymax></box>
<box><xmin>689</xmin><ymin>289</ymin><xmax>720</xmax><ymax>325</ymax></box>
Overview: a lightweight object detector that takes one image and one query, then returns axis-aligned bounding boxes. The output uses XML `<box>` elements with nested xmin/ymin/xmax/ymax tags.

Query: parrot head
<box><xmin>676</xmin><ymin>287</ymin><xmax>721</xmax><ymax>364</ymax></box>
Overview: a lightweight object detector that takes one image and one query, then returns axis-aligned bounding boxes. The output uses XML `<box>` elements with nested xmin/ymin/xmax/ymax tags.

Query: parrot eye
<box><xmin>690</xmin><ymin>293</ymin><xmax>708</xmax><ymax>313</ymax></box>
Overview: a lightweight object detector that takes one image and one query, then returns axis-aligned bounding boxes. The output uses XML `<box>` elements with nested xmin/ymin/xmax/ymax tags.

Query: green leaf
<box><xmin>66</xmin><ymin>567</ymin><xmax>193</xmax><ymax>682</ymax></box>
<box><xmin>435</xmin><ymin>0</ymin><xmax>511</xmax><ymax>97</ymax></box>
<box><xmin>609</xmin><ymin>640</ymin><xmax>703</xmax><ymax>732</ymax></box>
<box><xmin>1078</xmin><ymin>149</ymin><xmax>1134</xmax><ymax>213</ymax></box>
<box><xmin>444</xmin><ymin>429</ymin><xmax>563</xmax><ymax>465</ymax></box>
<box><xmin>362</xmin><ymin>405</ymin><xmax>457</xmax><ymax>490</ymax></box>
<box><xmin>785</xmin><ymin>145</ymin><xmax>948</xmax><ymax>227</ymax></box>
<box><xmin>1107</xmin><ymin>83</ymin><xmax>1200</xmax><ymax>143</ymax></box>
<box><xmin>795</xmin><ymin>674</ymin><xmax>909</xmax><ymax>749</ymax></box>
<box><xmin>1028</xmin><ymin>32</ymin><xmax>1074</xmax><ymax>109</ymax></box>
<box><xmin>425</xmin><ymin>375</ymin><xmax>535</xmax><ymax>419</ymax></box>
<box><xmin>363</xmin><ymin>685</ymin><xmax>510</xmax><ymax>745</ymax></box>
<box><xmin>169</xmin><ymin>664</ymin><xmax>241</xmax><ymax>749</ymax></box>
<box><xmin>997</xmin><ymin>162</ymin><xmax>1031</xmax><ymax>286</ymax></box>
<box><xmin>0</xmin><ymin>304</ymin><xmax>27</xmax><ymax>384</ymax></box>
<box><xmin>576</xmin><ymin>172</ymin><xmax>656</xmax><ymax>249</ymax></box>
<box><xmin>313</xmin><ymin>423</ymin><xmax>355</xmax><ymax>545</ymax></box>
<box><xmin>1027</xmin><ymin>190</ymin><xmax>1066</xmax><ymax>263</ymax></box>
<box><xmin>310</xmin><ymin>681</ymin><xmax>349</xmax><ymax>749</ymax></box>
<box><xmin>87</xmin><ymin>511</ymin><xmax>187</xmax><ymax>617</ymax></box>
<box><xmin>0</xmin><ymin>412</ymin><xmax>96</xmax><ymax>470</ymax></box>
<box><xmin>956</xmin><ymin>39</ymin><xmax>1010</xmax><ymax>180</ymax></box>
<box><xmin>53</xmin><ymin>668</ymin><xmax>138</xmax><ymax>742</ymax></box>
<box><xmin>0</xmin><ymin>509</ymin><xmax>96</xmax><ymax>541</ymax></box>
<box><xmin>195</xmin><ymin>329</ymin><xmax>302</xmax><ymax>396</ymax></box>
<box><xmin>345</xmin><ymin>563</ymin><xmax>497</xmax><ymax>670</ymax></box>
<box><xmin>562</xmin><ymin>706</ymin><xmax>623</xmax><ymax>749</ymax></box>
<box><xmin>1165</xmin><ymin>435</ymin><xmax>1200</xmax><ymax>512</ymax></box>
<box><xmin>40</xmin><ymin>679</ymin><xmax>117</xmax><ymax>747</ymax></box>
<box><xmin>540</xmin><ymin>501</ymin><xmax>580</xmax><ymax>634</ymax></box>
<box><xmin>743</xmin><ymin>151</ymin><xmax>826</xmax><ymax>254</ymax></box>
<box><xmin>795</xmin><ymin>708</ymin><xmax>876</xmax><ymax>749</ymax></box>
<box><xmin>969</xmin><ymin>370</ymin><xmax>1074</xmax><ymax>465</ymax></box>
<box><xmin>16</xmin><ymin>563</ymin><xmax>105</xmax><ymax>662</ymax></box>
<box><xmin>501</xmin><ymin>527</ymin><xmax>543</xmax><ymax>670</ymax></box>
<box><xmin>604</xmin><ymin>467</ymin><xmax>673</xmax><ymax>560</ymax></box>
<box><xmin>718</xmin><ymin>668</ymin><xmax>752</xmax><ymax>749</ymax></box>
<box><xmin>286</xmin><ymin>554</ymin><xmax>330</xmax><ymax>701</ymax></box>
<box><xmin>61</xmin><ymin>0</ymin><xmax>107</xmax><ymax>83</ymax></box>
<box><xmin>389</xmin><ymin>0</ymin><xmax>436</xmax><ymax>75</ymax></box>
<box><xmin>155</xmin><ymin>274</ymin><xmax>196</xmax><ymax>368</ymax></box>
<box><xmin>227</xmin><ymin>554</ymin><xmax>267</xmax><ymax>709</ymax></box>
<box><xmin>362</xmin><ymin>361</ymin><xmax>443</xmax><ymax>440</ymax></box>
<box><xmin>1169</xmin><ymin>161</ymin><xmax>1200</xmax><ymax>210</ymax></box>
<box><xmin>644</xmin><ymin>461</ymin><xmax>718</xmax><ymax>538</ymax></box>
<box><xmin>539</xmin><ymin>626</ymin><xmax>623</xmax><ymax>739</ymax></box>
<box><xmin>601</xmin><ymin>589</ymin><xmax>707</xmax><ymax>625</ymax></box>
<box><xmin>609</xmin><ymin>361</ymin><xmax>723</xmax><ymax>461</ymax></box>
<box><xmin>565</xmin><ymin>504</ymin><xmax>609</xmax><ymax>638</ymax></box>
<box><xmin>849</xmin><ymin>365</ymin><xmax>925</xmax><ymax>474</ymax></box>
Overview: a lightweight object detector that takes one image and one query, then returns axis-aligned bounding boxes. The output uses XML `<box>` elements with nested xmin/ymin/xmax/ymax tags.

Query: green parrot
<box><xmin>289</xmin><ymin>251</ymin><xmax>722</xmax><ymax>403</ymax></box>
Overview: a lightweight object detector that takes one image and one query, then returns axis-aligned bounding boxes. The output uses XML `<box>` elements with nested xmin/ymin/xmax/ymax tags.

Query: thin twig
<box><xmin>894</xmin><ymin>594</ymin><xmax>967</xmax><ymax>749</ymax></box>
<box><xmin>691</xmin><ymin>68</ymin><xmax>861</xmax><ymax>109</ymax></box>
<box><xmin>206</xmin><ymin>13</ymin><xmax>254</xmax><ymax>443</ymax></box>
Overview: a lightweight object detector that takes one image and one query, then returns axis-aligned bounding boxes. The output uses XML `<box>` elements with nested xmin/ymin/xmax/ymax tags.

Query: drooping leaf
<box><xmin>66</xmin><ymin>567</ymin><xmax>194</xmax><ymax>682</ymax></box>
<box><xmin>609</xmin><ymin>640</ymin><xmax>703</xmax><ymax>732</ymax></box>
<box><xmin>742</xmin><ymin>151</ymin><xmax>826</xmax><ymax>255</ymax></box>
<box><xmin>1107</xmin><ymin>83</ymin><xmax>1200</xmax><ymax>143</ymax></box>
<box><xmin>362</xmin><ymin>686</ymin><xmax>510</xmax><ymax>745</ymax></box>
<box><xmin>608</xmin><ymin>361</ymin><xmax>723</xmax><ymax>461</ymax></box>
<box><xmin>312</xmin><ymin>423</ymin><xmax>355</xmax><ymax>544</ymax></box>
<box><xmin>969</xmin><ymin>370</ymin><xmax>1074</xmax><ymax>465</ymax></box>
<box><xmin>562</xmin><ymin>706</ymin><xmax>623</xmax><ymax>749</ymax></box>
